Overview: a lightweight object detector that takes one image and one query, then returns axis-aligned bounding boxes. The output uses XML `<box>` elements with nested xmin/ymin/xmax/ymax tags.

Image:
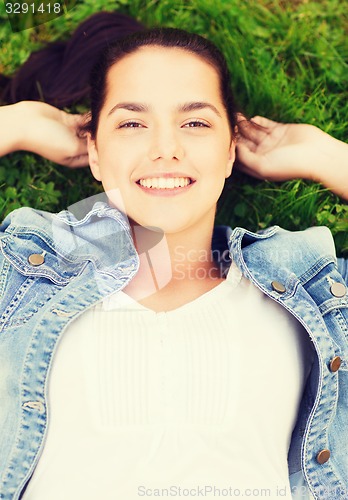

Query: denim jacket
<box><xmin>0</xmin><ymin>195</ymin><xmax>347</xmax><ymax>500</ymax></box>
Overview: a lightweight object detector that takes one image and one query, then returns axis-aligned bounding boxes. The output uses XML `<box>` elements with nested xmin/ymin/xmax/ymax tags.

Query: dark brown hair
<box><xmin>0</xmin><ymin>12</ymin><xmax>145</xmax><ymax>107</ymax></box>
<box><xmin>81</xmin><ymin>27</ymin><xmax>239</xmax><ymax>141</ymax></box>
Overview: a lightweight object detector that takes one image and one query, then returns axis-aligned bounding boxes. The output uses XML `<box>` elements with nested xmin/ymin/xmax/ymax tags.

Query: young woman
<box><xmin>0</xmin><ymin>27</ymin><xmax>348</xmax><ymax>500</ymax></box>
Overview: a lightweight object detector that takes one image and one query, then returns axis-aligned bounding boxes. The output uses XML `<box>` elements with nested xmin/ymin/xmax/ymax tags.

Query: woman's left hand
<box><xmin>235</xmin><ymin>115</ymin><xmax>348</xmax><ymax>200</ymax></box>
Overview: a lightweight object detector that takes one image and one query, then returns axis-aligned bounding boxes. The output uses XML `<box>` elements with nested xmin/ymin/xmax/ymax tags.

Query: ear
<box><xmin>225</xmin><ymin>140</ymin><xmax>236</xmax><ymax>178</ymax></box>
<box><xmin>87</xmin><ymin>133</ymin><xmax>102</xmax><ymax>182</ymax></box>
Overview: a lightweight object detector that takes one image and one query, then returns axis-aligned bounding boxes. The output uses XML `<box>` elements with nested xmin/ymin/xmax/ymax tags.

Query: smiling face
<box><xmin>87</xmin><ymin>46</ymin><xmax>236</xmax><ymax>234</ymax></box>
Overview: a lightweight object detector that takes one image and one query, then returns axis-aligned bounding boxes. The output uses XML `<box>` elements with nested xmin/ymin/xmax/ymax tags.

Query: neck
<box><xmin>128</xmin><ymin>214</ymin><xmax>223</xmax><ymax>298</ymax></box>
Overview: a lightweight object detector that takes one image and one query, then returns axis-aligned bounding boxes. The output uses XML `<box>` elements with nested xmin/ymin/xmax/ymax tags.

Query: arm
<box><xmin>236</xmin><ymin>116</ymin><xmax>348</xmax><ymax>201</ymax></box>
<box><xmin>0</xmin><ymin>101</ymin><xmax>88</xmax><ymax>167</ymax></box>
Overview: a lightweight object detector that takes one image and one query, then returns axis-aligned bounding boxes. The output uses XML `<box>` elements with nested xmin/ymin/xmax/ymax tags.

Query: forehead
<box><xmin>104</xmin><ymin>46</ymin><xmax>221</xmax><ymax>105</ymax></box>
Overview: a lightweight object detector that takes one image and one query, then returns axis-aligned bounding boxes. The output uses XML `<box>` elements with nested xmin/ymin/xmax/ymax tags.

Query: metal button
<box><xmin>330</xmin><ymin>282</ymin><xmax>347</xmax><ymax>298</ymax></box>
<box><xmin>28</xmin><ymin>253</ymin><xmax>45</xmax><ymax>266</ymax></box>
<box><xmin>271</xmin><ymin>281</ymin><xmax>286</xmax><ymax>293</ymax></box>
<box><xmin>316</xmin><ymin>449</ymin><xmax>330</xmax><ymax>464</ymax></box>
<box><xmin>329</xmin><ymin>356</ymin><xmax>342</xmax><ymax>372</ymax></box>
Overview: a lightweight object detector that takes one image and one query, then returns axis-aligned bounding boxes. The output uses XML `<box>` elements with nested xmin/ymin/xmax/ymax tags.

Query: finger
<box><xmin>237</xmin><ymin>119</ymin><xmax>269</xmax><ymax>146</ymax></box>
<box><xmin>69</xmin><ymin>114</ymin><xmax>86</xmax><ymax>129</ymax></box>
<box><xmin>236</xmin><ymin>143</ymin><xmax>268</xmax><ymax>174</ymax></box>
<box><xmin>64</xmin><ymin>113</ymin><xmax>89</xmax><ymax>135</ymax></box>
<box><xmin>68</xmin><ymin>135</ymin><xmax>88</xmax><ymax>158</ymax></box>
<box><xmin>250</xmin><ymin>116</ymin><xmax>280</xmax><ymax>130</ymax></box>
<box><xmin>236</xmin><ymin>136</ymin><xmax>258</xmax><ymax>152</ymax></box>
<box><xmin>236</xmin><ymin>112</ymin><xmax>248</xmax><ymax>123</ymax></box>
<box><xmin>63</xmin><ymin>153</ymin><xmax>90</xmax><ymax>168</ymax></box>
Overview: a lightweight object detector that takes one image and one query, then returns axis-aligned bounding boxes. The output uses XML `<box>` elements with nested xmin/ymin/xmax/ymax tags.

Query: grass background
<box><xmin>0</xmin><ymin>0</ymin><xmax>348</xmax><ymax>254</ymax></box>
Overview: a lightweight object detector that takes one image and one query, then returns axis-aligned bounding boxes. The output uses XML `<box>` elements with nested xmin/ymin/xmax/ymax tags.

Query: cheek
<box><xmin>101</xmin><ymin>139</ymin><xmax>143</xmax><ymax>169</ymax></box>
<box><xmin>202</xmin><ymin>152</ymin><xmax>230</xmax><ymax>179</ymax></box>
<box><xmin>195</xmin><ymin>135</ymin><xmax>229</xmax><ymax>161</ymax></box>
<box><xmin>97</xmin><ymin>149</ymin><xmax>131</xmax><ymax>180</ymax></box>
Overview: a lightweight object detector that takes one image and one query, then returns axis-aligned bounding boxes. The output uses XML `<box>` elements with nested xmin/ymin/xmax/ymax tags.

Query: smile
<box><xmin>137</xmin><ymin>177</ymin><xmax>192</xmax><ymax>189</ymax></box>
<box><xmin>135</xmin><ymin>176</ymin><xmax>196</xmax><ymax>197</ymax></box>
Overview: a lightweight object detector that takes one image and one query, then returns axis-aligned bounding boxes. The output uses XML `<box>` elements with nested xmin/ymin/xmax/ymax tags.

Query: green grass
<box><xmin>1</xmin><ymin>0</ymin><xmax>348</xmax><ymax>254</ymax></box>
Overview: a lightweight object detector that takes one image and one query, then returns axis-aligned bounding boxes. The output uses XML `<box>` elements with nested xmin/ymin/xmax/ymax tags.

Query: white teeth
<box><xmin>138</xmin><ymin>177</ymin><xmax>191</xmax><ymax>189</ymax></box>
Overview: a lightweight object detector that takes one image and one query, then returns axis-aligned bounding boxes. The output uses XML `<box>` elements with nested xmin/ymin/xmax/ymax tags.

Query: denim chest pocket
<box><xmin>303</xmin><ymin>261</ymin><xmax>348</xmax><ymax>311</ymax></box>
<box><xmin>0</xmin><ymin>232</ymin><xmax>86</xmax><ymax>332</ymax></box>
<box><xmin>303</xmin><ymin>261</ymin><xmax>348</xmax><ymax>371</ymax></box>
<box><xmin>0</xmin><ymin>232</ymin><xmax>86</xmax><ymax>285</ymax></box>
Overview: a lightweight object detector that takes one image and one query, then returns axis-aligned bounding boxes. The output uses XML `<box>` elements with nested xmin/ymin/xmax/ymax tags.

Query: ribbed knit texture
<box><xmin>23</xmin><ymin>262</ymin><xmax>315</xmax><ymax>500</ymax></box>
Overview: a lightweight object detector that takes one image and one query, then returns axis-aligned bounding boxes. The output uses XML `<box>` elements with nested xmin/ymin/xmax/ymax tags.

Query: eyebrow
<box><xmin>107</xmin><ymin>101</ymin><xmax>222</xmax><ymax>118</ymax></box>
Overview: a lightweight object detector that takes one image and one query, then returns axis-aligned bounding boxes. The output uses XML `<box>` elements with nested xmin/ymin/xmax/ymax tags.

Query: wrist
<box><xmin>12</xmin><ymin>101</ymin><xmax>33</xmax><ymax>150</ymax></box>
<box><xmin>311</xmin><ymin>129</ymin><xmax>348</xmax><ymax>200</ymax></box>
<box><xmin>17</xmin><ymin>101</ymin><xmax>42</xmax><ymax>153</ymax></box>
<box><xmin>0</xmin><ymin>101</ymin><xmax>27</xmax><ymax>155</ymax></box>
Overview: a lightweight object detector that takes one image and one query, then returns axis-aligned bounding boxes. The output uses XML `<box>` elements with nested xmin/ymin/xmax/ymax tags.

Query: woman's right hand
<box><xmin>7</xmin><ymin>101</ymin><xmax>89</xmax><ymax>167</ymax></box>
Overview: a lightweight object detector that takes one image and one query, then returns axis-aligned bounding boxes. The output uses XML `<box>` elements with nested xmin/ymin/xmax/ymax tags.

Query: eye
<box><xmin>184</xmin><ymin>120</ymin><xmax>209</xmax><ymax>128</ymax></box>
<box><xmin>118</xmin><ymin>121</ymin><xmax>144</xmax><ymax>128</ymax></box>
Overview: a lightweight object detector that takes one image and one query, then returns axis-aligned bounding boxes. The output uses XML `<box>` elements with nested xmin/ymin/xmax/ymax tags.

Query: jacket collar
<box><xmin>0</xmin><ymin>195</ymin><xmax>336</xmax><ymax>286</ymax></box>
<box><xmin>228</xmin><ymin>223</ymin><xmax>337</xmax><ymax>298</ymax></box>
<box><xmin>0</xmin><ymin>195</ymin><xmax>138</xmax><ymax>283</ymax></box>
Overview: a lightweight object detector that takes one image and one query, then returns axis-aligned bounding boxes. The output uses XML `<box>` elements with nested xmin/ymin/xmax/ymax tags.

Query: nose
<box><xmin>148</xmin><ymin>126</ymin><xmax>184</xmax><ymax>161</ymax></box>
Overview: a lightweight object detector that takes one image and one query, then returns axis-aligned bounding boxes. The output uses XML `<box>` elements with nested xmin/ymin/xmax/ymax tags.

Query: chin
<box><xmin>129</xmin><ymin>215</ymin><xmax>192</xmax><ymax>235</ymax></box>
